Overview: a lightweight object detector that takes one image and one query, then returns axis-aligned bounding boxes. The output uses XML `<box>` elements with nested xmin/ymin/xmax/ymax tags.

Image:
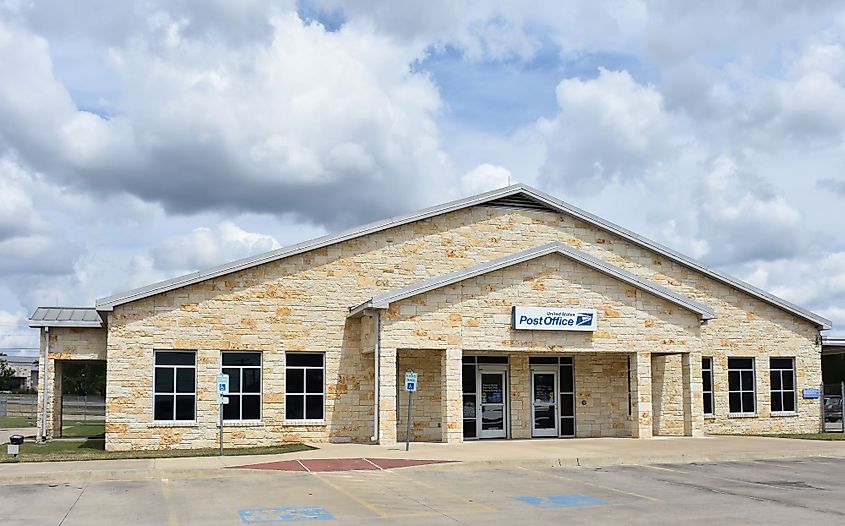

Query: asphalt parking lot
<box><xmin>2</xmin><ymin>456</ymin><xmax>844</xmax><ymax>525</ymax></box>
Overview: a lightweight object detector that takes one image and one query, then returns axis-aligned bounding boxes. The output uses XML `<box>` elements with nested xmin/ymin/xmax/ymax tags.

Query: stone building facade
<box><xmin>29</xmin><ymin>185</ymin><xmax>830</xmax><ymax>451</ymax></box>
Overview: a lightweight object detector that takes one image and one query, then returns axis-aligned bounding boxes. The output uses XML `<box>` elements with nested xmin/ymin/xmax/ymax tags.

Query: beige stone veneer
<box><xmin>37</xmin><ymin>205</ymin><xmax>822</xmax><ymax>449</ymax></box>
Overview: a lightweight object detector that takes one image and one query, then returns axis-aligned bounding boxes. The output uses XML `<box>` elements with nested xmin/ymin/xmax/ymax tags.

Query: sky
<box><xmin>2</xmin><ymin>0</ymin><xmax>845</xmax><ymax>356</ymax></box>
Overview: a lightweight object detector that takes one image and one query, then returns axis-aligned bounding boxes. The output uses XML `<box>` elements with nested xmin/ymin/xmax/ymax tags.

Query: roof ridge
<box><xmin>84</xmin><ymin>183</ymin><xmax>829</xmax><ymax>329</ymax></box>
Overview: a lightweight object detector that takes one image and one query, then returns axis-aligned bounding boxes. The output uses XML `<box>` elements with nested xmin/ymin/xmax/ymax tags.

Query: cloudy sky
<box><xmin>2</xmin><ymin>1</ymin><xmax>845</xmax><ymax>354</ymax></box>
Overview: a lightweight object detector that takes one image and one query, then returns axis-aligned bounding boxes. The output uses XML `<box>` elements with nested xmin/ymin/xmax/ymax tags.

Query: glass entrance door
<box><xmin>532</xmin><ymin>370</ymin><xmax>558</xmax><ymax>437</ymax></box>
<box><xmin>479</xmin><ymin>371</ymin><xmax>507</xmax><ymax>439</ymax></box>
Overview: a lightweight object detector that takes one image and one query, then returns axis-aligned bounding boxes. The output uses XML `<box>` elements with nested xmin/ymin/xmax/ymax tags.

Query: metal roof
<box><xmin>28</xmin><ymin>307</ymin><xmax>104</xmax><ymax>328</ymax></box>
<box><xmin>348</xmin><ymin>242</ymin><xmax>717</xmax><ymax>321</ymax></box>
<box><xmin>93</xmin><ymin>184</ymin><xmax>831</xmax><ymax>329</ymax></box>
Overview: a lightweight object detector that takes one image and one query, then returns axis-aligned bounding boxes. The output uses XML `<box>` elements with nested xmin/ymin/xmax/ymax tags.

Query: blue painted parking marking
<box><xmin>238</xmin><ymin>506</ymin><xmax>333</xmax><ymax>523</ymax></box>
<box><xmin>515</xmin><ymin>494</ymin><xmax>607</xmax><ymax>508</ymax></box>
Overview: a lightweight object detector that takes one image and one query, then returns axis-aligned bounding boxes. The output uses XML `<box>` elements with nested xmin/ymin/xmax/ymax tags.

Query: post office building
<box><xmin>29</xmin><ymin>185</ymin><xmax>832</xmax><ymax>450</ymax></box>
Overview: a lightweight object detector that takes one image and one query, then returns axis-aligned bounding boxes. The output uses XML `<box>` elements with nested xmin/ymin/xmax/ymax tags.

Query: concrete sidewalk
<box><xmin>2</xmin><ymin>435</ymin><xmax>845</xmax><ymax>485</ymax></box>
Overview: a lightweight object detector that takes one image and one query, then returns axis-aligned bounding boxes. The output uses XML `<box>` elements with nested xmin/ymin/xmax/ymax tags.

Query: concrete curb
<box><xmin>2</xmin><ymin>448</ymin><xmax>845</xmax><ymax>485</ymax></box>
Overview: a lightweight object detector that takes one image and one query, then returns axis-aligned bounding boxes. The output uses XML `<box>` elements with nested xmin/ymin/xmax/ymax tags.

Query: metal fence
<box><xmin>823</xmin><ymin>383</ymin><xmax>844</xmax><ymax>433</ymax></box>
<box><xmin>0</xmin><ymin>394</ymin><xmax>105</xmax><ymax>422</ymax></box>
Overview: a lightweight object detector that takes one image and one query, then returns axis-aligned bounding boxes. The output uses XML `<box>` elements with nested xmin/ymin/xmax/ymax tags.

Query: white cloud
<box><xmin>460</xmin><ymin>164</ymin><xmax>512</xmax><ymax>194</ymax></box>
<box><xmin>152</xmin><ymin>222</ymin><xmax>281</xmax><ymax>272</ymax></box>
<box><xmin>0</xmin><ymin>309</ymin><xmax>35</xmax><ymax>349</ymax></box>
<box><xmin>537</xmin><ymin>68</ymin><xmax>683</xmax><ymax>195</ymax></box>
<box><xmin>0</xmin><ymin>14</ymin><xmax>452</xmax><ymax>228</ymax></box>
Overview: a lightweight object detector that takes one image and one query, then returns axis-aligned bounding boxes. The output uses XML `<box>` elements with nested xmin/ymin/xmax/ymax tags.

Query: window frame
<box><xmin>221</xmin><ymin>351</ymin><xmax>263</xmax><ymax>422</ymax></box>
<box><xmin>727</xmin><ymin>357</ymin><xmax>757</xmax><ymax>416</ymax></box>
<box><xmin>769</xmin><ymin>357</ymin><xmax>797</xmax><ymax>415</ymax></box>
<box><xmin>702</xmin><ymin>357</ymin><xmax>714</xmax><ymax>416</ymax></box>
<box><xmin>284</xmin><ymin>352</ymin><xmax>326</xmax><ymax>422</ymax></box>
<box><xmin>152</xmin><ymin>350</ymin><xmax>197</xmax><ymax>423</ymax></box>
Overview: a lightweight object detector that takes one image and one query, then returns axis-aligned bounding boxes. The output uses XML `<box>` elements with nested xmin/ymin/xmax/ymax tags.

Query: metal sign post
<box><xmin>404</xmin><ymin>372</ymin><xmax>418</xmax><ymax>452</ymax></box>
<box><xmin>216</xmin><ymin>374</ymin><xmax>229</xmax><ymax>456</ymax></box>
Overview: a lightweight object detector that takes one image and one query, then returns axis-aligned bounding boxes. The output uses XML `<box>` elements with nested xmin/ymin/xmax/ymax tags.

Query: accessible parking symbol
<box><xmin>515</xmin><ymin>494</ymin><xmax>607</xmax><ymax>508</ymax></box>
<box><xmin>238</xmin><ymin>506</ymin><xmax>333</xmax><ymax>523</ymax></box>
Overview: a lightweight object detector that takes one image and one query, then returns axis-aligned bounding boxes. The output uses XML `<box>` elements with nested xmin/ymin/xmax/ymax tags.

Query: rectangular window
<box><xmin>285</xmin><ymin>353</ymin><xmax>324</xmax><ymax>420</ymax></box>
<box><xmin>770</xmin><ymin>357</ymin><xmax>796</xmax><ymax>413</ymax></box>
<box><xmin>154</xmin><ymin>351</ymin><xmax>196</xmax><ymax>421</ymax></box>
<box><xmin>702</xmin><ymin>357</ymin><xmax>714</xmax><ymax>415</ymax></box>
<box><xmin>462</xmin><ymin>362</ymin><xmax>477</xmax><ymax>439</ymax></box>
<box><xmin>222</xmin><ymin>352</ymin><xmax>262</xmax><ymax>421</ymax></box>
<box><xmin>728</xmin><ymin>357</ymin><xmax>756</xmax><ymax>414</ymax></box>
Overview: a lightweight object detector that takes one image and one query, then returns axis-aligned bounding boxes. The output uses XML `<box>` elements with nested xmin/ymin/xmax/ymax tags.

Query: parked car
<box><xmin>824</xmin><ymin>396</ymin><xmax>842</xmax><ymax>422</ymax></box>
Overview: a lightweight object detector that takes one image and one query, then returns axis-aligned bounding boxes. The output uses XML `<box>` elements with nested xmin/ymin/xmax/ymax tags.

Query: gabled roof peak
<box><xmin>88</xmin><ymin>183</ymin><xmax>831</xmax><ymax>329</ymax></box>
<box><xmin>349</xmin><ymin>241</ymin><xmax>717</xmax><ymax>321</ymax></box>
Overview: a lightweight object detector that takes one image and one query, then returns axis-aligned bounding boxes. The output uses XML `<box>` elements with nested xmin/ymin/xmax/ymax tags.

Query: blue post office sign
<box><xmin>802</xmin><ymin>388</ymin><xmax>820</xmax><ymax>399</ymax></box>
<box><xmin>512</xmin><ymin>306</ymin><xmax>598</xmax><ymax>332</ymax></box>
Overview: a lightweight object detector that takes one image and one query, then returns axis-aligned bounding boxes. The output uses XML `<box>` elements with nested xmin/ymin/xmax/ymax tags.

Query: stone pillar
<box><xmin>51</xmin><ymin>360</ymin><xmax>63</xmax><ymax>438</ymax></box>
<box><xmin>378</xmin><ymin>347</ymin><xmax>398</xmax><ymax>444</ymax></box>
<box><xmin>509</xmin><ymin>354</ymin><xmax>530</xmax><ymax>439</ymax></box>
<box><xmin>682</xmin><ymin>351</ymin><xmax>705</xmax><ymax>437</ymax></box>
<box><xmin>441</xmin><ymin>348</ymin><xmax>463</xmax><ymax>443</ymax></box>
<box><xmin>631</xmin><ymin>351</ymin><xmax>653</xmax><ymax>438</ymax></box>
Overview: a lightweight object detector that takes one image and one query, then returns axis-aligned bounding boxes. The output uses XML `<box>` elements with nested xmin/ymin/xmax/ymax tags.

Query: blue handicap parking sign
<box><xmin>515</xmin><ymin>494</ymin><xmax>607</xmax><ymax>508</ymax></box>
<box><xmin>238</xmin><ymin>506</ymin><xmax>333</xmax><ymax>523</ymax></box>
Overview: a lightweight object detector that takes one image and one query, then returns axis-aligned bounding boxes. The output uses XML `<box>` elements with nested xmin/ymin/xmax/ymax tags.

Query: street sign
<box><xmin>404</xmin><ymin>371</ymin><xmax>418</xmax><ymax>392</ymax></box>
<box><xmin>217</xmin><ymin>396</ymin><xmax>230</xmax><ymax>405</ymax></box>
<box><xmin>217</xmin><ymin>374</ymin><xmax>230</xmax><ymax>394</ymax></box>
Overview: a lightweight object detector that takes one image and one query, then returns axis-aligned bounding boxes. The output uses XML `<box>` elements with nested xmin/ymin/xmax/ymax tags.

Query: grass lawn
<box><xmin>1</xmin><ymin>439</ymin><xmax>314</xmax><ymax>463</ymax></box>
<box><xmin>0</xmin><ymin>415</ymin><xmax>37</xmax><ymax>428</ymax></box>
<box><xmin>771</xmin><ymin>432</ymin><xmax>845</xmax><ymax>440</ymax></box>
<box><xmin>61</xmin><ymin>422</ymin><xmax>105</xmax><ymax>438</ymax></box>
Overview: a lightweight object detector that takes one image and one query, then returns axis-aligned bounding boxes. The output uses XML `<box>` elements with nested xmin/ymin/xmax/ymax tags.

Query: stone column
<box><xmin>378</xmin><ymin>347</ymin><xmax>398</xmax><ymax>444</ymax></box>
<box><xmin>50</xmin><ymin>360</ymin><xmax>63</xmax><ymax>438</ymax></box>
<box><xmin>509</xmin><ymin>354</ymin><xmax>530</xmax><ymax>439</ymax></box>
<box><xmin>36</xmin><ymin>332</ymin><xmax>50</xmax><ymax>441</ymax></box>
<box><xmin>441</xmin><ymin>348</ymin><xmax>463</xmax><ymax>443</ymax></box>
<box><xmin>682</xmin><ymin>351</ymin><xmax>705</xmax><ymax>437</ymax></box>
<box><xmin>631</xmin><ymin>351</ymin><xmax>653</xmax><ymax>438</ymax></box>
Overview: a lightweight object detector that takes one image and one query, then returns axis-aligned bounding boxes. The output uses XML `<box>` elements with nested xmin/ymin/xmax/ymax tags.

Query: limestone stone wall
<box><xmin>103</xmin><ymin>204</ymin><xmax>822</xmax><ymax>449</ymax></box>
<box><xmin>573</xmin><ymin>353</ymin><xmax>631</xmax><ymax>437</ymax></box>
<box><xmin>36</xmin><ymin>327</ymin><xmax>107</xmax><ymax>439</ymax></box>
<box><xmin>651</xmin><ymin>353</ymin><xmax>685</xmax><ymax>436</ymax></box>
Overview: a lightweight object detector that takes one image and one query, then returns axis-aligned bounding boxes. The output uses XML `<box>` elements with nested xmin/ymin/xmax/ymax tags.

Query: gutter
<box><xmin>365</xmin><ymin>309</ymin><xmax>381</xmax><ymax>443</ymax></box>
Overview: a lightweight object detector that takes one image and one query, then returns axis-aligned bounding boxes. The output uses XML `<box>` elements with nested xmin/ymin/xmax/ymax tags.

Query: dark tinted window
<box><xmin>476</xmin><ymin>356</ymin><xmax>508</xmax><ymax>364</ymax></box>
<box><xmin>287</xmin><ymin>353</ymin><xmax>323</xmax><ymax>367</ymax></box>
<box><xmin>155</xmin><ymin>352</ymin><xmax>195</xmax><ymax>366</ymax></box>
<box><xmin>462</xmin><ymin>364</ymin><xmax>476</xmax><ymax>393</ymax></box>
<box><xmin>223</xmin><ymin>353</ymin><xmax>261</xmax><ymax>366</ymax></box>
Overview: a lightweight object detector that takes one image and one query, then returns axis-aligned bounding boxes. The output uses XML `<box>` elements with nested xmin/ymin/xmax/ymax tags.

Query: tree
<box><xmin>61</xmin><ymin>362</ymin><xmax>106</xmax><ymax>397</ymax></box>
<box><xmin>0</xmin><ymin>355</ymin><xmax>17</xmax><ymax>391</ymax></box>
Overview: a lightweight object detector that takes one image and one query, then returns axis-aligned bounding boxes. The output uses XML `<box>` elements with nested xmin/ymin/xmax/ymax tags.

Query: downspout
<box><xmin>41</xmin><ymin>327</ymin><xmax>49</xmax><ymax>442</ymax></box>
<box><xmin>368</xmin><ymin>309</ymin><xmax>381</xmax><ymax>443</ymax></box>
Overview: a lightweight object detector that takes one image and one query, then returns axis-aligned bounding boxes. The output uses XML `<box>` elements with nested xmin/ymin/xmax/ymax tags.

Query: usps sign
<box><xmin>512</xmin><ymin>307</ymin><xmax>598</xmax><ymax>332</ymax></box>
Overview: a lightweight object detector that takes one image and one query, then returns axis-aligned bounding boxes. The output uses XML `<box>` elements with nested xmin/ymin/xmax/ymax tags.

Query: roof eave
<box><xmin>96</xmin><ymin>185</ymin><xmax>532</xmax><ymax>310</ymax></box>
<box><xmin>28</xmin><ymin>321</ymin><xmax>104</xmax><ymax>329</ymax></box>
